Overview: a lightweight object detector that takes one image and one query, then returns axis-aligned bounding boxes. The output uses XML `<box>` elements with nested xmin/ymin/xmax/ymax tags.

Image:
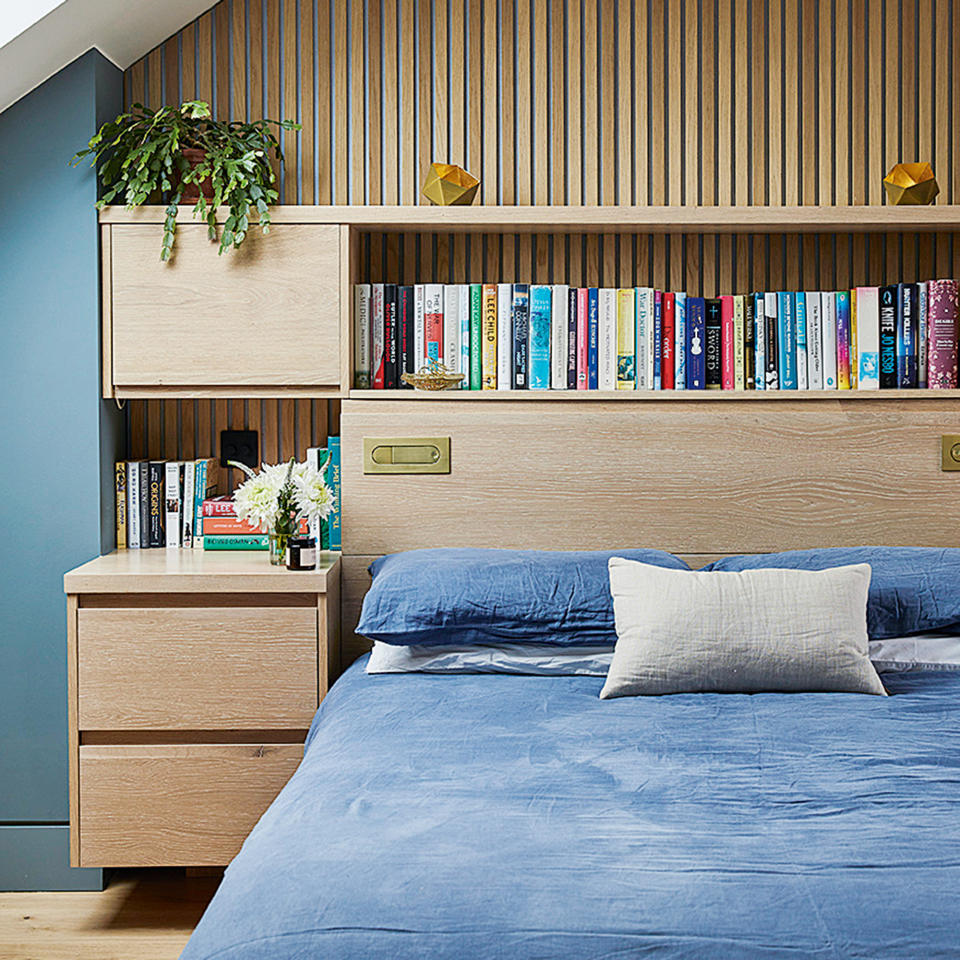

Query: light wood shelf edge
<box><xmin>63</xmin><ymin>551</ymin><xmax>341</xmax><ymax>594</ymax></box>
<box><xmin>349</xmin><ymin>388</ymin><xmax>960</xmax><ymax>401</ymax></box>
<box><xmin>98</xmin><ymin>204</ymin><xmax>960</xmax><ymax>234</ymax></box>
<box><xmin>113</xmin><ymin>386</ymin><xmax>347</xmax><ymax>399</ymax></box>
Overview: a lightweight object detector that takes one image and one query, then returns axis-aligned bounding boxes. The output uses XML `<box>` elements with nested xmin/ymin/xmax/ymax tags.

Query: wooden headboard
<box><xmin>338</xmin><ymin>396</ymin><xmax>960</xmax><ymax>668</ymax></box>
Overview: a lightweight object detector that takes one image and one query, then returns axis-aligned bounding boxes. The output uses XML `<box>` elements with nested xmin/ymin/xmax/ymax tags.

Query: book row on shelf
<box><xmin>353</xmin><ymin>279</ymin><xmax>960</xmax><ymax>392</ymax></box>
<box><xmin>112</xmin><ymin>441</ymin><xmax>341</xmax><ymax>552</ymax></box>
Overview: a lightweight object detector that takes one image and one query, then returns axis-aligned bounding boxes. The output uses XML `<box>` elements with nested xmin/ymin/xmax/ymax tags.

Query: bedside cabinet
<box><xmin>63</xmin><ymin>550</ymin><xmax>340</xmax><ymax>868</ymax></box>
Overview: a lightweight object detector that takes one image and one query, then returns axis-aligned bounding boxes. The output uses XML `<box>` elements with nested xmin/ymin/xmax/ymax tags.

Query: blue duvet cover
<box><xmin>182</xmin><ymin>661</ymin><xmax>960</xmax><ymax>960</ymax></box>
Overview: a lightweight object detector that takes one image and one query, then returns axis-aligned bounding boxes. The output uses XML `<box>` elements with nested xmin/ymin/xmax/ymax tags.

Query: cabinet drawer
<box><xmin>78</xmin><ymin>743</ymin><xmax>302</xmax><ymax>866</ymax></box>
<box><xmin>77</xmin><ymin>607</ymin><xmax>318</xmax><ymax>729</ymax></box>
<box><xmin>109</xmin><ymin>222</ymin><xmax>341</xmax><ymax>390</ymax></box>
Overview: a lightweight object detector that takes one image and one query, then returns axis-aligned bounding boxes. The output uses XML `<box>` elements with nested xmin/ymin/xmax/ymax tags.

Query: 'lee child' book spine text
<box><xmin>482</xmin><ymin>283</ymin><xmax>499</xmax><ymax>389</ymax></box>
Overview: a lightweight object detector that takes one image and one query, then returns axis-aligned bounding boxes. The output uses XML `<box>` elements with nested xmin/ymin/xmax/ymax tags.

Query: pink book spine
<box><xmin>720</xmin><ymin>295</ymin><xmax>735</xmax><ymax>389</ymax></box>
<box><xmin>928</xmin><ymin>280</ymin><xmax>959</xmax><ymax>388</ymax></box>
<box><xmin>576</xmin><ymin>287</ymin><xmax>589</xmax><ymax>389</ymax></box>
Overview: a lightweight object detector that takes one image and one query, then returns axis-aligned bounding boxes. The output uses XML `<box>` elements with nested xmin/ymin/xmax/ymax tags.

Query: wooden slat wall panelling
<box><xmin>123</xmin><ymin>0</ymin><xmax>958</xmax><ymax>456</ymax></box>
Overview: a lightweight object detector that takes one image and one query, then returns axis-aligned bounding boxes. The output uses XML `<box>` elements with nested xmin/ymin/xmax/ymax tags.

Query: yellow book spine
<box><xmin>616</xmin><ymin>289</ymin><xmax>636</xmax><ymax>389</ymax></box>
<box><xmin>115</xmin><ymin>461</ymin><xmax>127</xmax><ymax>549</ymax></box>
<box><xmin>481</xmin><ymin>284</ymin><xmax>498</xmax><ymax>389</ymax></box>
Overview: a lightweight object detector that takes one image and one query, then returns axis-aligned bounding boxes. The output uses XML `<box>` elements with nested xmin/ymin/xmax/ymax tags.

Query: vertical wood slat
<box><xmin>123</xmin><ymin>0</ymin><xmax>957</xmax><ymax>463</ymax></box>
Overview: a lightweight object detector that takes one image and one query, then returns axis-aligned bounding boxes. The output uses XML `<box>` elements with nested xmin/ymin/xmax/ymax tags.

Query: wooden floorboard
<box><xmin>0</xmin><ymin>869</ymin><xmax>218</xmax><ymax>960</ymax></box>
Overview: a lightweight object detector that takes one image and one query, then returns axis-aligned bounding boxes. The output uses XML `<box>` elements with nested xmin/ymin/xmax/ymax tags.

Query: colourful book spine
<box><xmin>469</xmin><ymin>283</ymin><xmax>483</xmax><ymax>389</ymax></box>
<box><xmin>918</xmin><ymin>281</ymin><xmax>929</xmax><ymax>388</ymax></box>
<box><xmin>181</xmin><ymin>459</ymin><xmax>195</xmax><ymax>547</ymax></box>
<box><xmin>720</xmin><ymin>295</ymin><xmax>735</xmax><ymax>390</ymax></box>
<box><xmin>115</xmin><ymin>462</ymin><xmax>127</xmax><ymax>550</ymax></box>
<box><xmin>566</xmin><ymin>287</ymin><xmax>578</xmax><ymax>389</ymax></box>
<box><xmin>497</xmin><ymin>283</ymin><xmax>513</xmax><ymax>390</ymax></box>
<box><xmin>795</xmin><ymin>293</ymin><xmax>808</xmax><ymax>390</ymax></box>
<box><xmin>652</xmin><ymin>291</ymin><xmax>662</xmax><ymax>390</ymax></box>
<box><xmin>777</xmin><ymin>292</ymin><xmax>798</xmax><ymax>389</ymax></box>
<box><xmin>753</xmin><ymin>293</ymin><xmax>766</xmax><ymax>390</ymax></box>
<box><xmin>705</xmin><ymin>298</ymin><xmax>722</xmax><ymax>389</ymax></box>
<box><xmin>424</xmin><ymin>284</ymin><xmax>443</xmax><ymax>363</ymax></box>
<box><xmin>529</xmin><ymin>284</ymin><xmax>552</xmax><ymax>390</ymax></box>
<box><xmin>897</xmin><ymin>282</ymin><xmax>918</xmax><ymax>388</ymax></box>
<box><xmin>443</xmin><ymin>285</ymin><xmax>461</xmax><ymax>385</ymax></box>
<box><xmin>854</xmin><ymin>286</ymin><xmax>880</xmax><ymax>390</ymax></box>
<box><xmin>598</xmin><ymin>288</ymin><xmax>617</xmax><ymax>390</ymax></box>
<box><xmin>635</xmin><ymin>288</ymin><xmax>652</xmax><ymax>389</ymax></box>
<box><xmin>587</xmin><ymin>288</ymin><xmax>599</xmax><ymax>389</ymax></box>
<box><xmin>551</xmin><ymin>284</ymin><xmax>569</xmax><ymax>389</ymax></box>
<box><xmin>371</xmin><ymin>283</ymin><xmax>385</xmax><ymax>389</ymax></box>
<box><xmin>616</xmin><ymin>288</ymin><xmax>635</xmax><ymax>389</ymax></box>
<box><xmin>414</xmin><ymin>284</ymin><xmax>425</xmax><ymax>369</ymax></box>
<box><xmin>674</xmin><ymin>292</ymin><xmax>687</xmax><ymax>391</ymax></box>
<box><xmin>482</xmin><ymin>283</ymin><xmax>499</xmax><ymax>389</ymax></box>
<box><xmin>398</xmin><ymin>285</ymin><xmax>414</xmax><ymax>389</ymax></box>
<box><xmin>927</xmin><ymin>279</ymin><xmax>959</xmax><ymax>388</ymax></box>
<box><xmin>819</xmin><ymin>292</ymin><xmax>836</xmax><ymax>388</ymax></box>
<box><xmin>326</xmin><ymin>436</ymin><xmax>341</xmax><ymax>551</ymax></box>
<box><xmin>805</xmin><ymin>293</ymin><xmax>822</xmax><ymax>389</ymax></box>
<box><xmin>686</xmin><ymin>297</ymin><xmax>706</xmax><ymax>389</ymax></box>
<box><xmin>661</xmin><ymin>293</ymin><xmax>675</xmax><ymax>390</ymax></box>
<box><xmin>382</xmin><ymin>283</ymin><xmax>397</xmax><ymax>388</ymax></box>
<box><xmin>576</xmin><ymin>287</ymin><xmax>589</xmax><ymax>390</ymax></box>
<box><xmin>192</xmin><ymin>459</ymin><xmax>206</xmax><ymax>548</ymax></box>
<box><xmin>849</xmin><ymin>288</ymin><xmax>858</xmax><ymax>388</ymax></box>
<box><xmin>879</xmin><ymin>285</ymin><xmax>898</xmax><ymax>388</ymax></box>
<box><xmin>354</xmin><ymin>284</ymin><xmax>371</xmax><ymax>388</ymax></box>
<box><xmin>764</xmin><ymin>293</ymin><xmax>779</xmax><ymax>390</ymax></box>
<box><xmin>512</xmin><ymin>283</ymin><xmax>530</xmax><ymax>389</ymax></box>
<box><xmin>203</xmin><ymin>534</ymin><xmax>269</xmax><ymax>550</ymax></box>
<box><xmin>126</xmin><ymin>461</ymin><xmax>141</xmax><ymax>549</ymax></box>
<box><xmin>836</xmin><ymin>291</ymin><xmax>851</xmax><ymax>389</ymax></box>
<box><xmin>461</xmin><ymin>284</ymin><xmax>473</xmax><ymax>389</ymax></box>
<box><xmin>733</xmin><ymin>295</ymin><xmax>745</xmax><ymax>390</ymax></box>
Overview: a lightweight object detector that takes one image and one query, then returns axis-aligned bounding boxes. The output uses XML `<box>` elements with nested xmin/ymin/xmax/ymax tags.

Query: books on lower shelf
<box><xmin>353</xmin><ymin>279</ymin><xmax>960</xmax><ymax>392</ymax></box>
<box><xmin>115</xmin><ymin>458</ymin><xmax>219</xmax><ymax>551</ymax></box>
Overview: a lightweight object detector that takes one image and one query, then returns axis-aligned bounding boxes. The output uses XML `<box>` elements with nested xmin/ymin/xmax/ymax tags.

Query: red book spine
<box><xmin>720</xmin><ymin>295</ymin><xmax>735</xmax><ymax>390</ymax></box>
<box><xmin>928</xmin><ymin>279</ymin><xmax>959</xmax><ymax>388</ymax></box>
<box><xmin>203</xmin><ymin>516</ymin><xmax>309</xmax><ymax>535</ymax></box>
<box><xmin>661</xmin><ymin>293</ymin><xmax>676</xmax><ymax>389</ymax></box>
<box><xmin>202</xmin><ymin>498</ymin><xmax>236</xmax><ymax>517</ymax></box>
<box><xmin>576</xmin><ymin>288</ymin><xmax>589</xmax><ymax>389</ymax></box>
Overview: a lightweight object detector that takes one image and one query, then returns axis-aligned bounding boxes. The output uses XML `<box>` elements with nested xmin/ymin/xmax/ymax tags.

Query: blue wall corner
<box><xmin>0</xmin><ymin>47</ymin><xmax>122</xmax><ymax>891</ymax></box>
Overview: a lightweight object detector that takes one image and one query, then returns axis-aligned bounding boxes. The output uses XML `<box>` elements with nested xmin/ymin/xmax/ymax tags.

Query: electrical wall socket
<box><xmin>220</xmin><ymin>430</ymin><xmax>259</xmax><ymax>470</ymax></box>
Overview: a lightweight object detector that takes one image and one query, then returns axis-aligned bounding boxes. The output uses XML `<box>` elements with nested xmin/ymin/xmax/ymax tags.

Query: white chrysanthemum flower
<box><xmin>232</xmin><ymin>463</ymin><xmax>287</xmax><ymax>531</ymax></box>
<box><xmin>293</xmin><ymin>464</ymin><xmax>334</xmax><ymax>522</ymax></box>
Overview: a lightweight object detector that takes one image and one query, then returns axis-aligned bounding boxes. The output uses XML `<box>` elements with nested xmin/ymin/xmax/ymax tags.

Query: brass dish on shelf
<box><xmin>401</xmin><ymin>359</ymin><xmax>465</xmax><ymax>391</ymax></box>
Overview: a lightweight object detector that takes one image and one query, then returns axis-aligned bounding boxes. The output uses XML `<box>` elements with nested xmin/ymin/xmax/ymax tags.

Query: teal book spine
<box><xmin>469</xmin><ymin>283</ymin><xmax>482</xmax><ymax>389</ymax></box>
<box><xmin>327</xmin><ymin>436</ymin><xmax>341</xmax><ymax>551</ymax></box>
<box><xmin>203</xmin><ymin>534</ymin><xmax>269</xmax><ymax>550</ymax></box>
<box><xmin>777</xmin><ymin>291</ymin><xmax>797</xmax><ymax>389</ymax></box>
<box><xmin>528</xmin><ymin>284</ymin><xmax>552</xmax><ymax>389</ymax></box>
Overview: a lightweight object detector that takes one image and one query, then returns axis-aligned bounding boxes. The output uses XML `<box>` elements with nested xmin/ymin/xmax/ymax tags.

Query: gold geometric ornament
<box><xmin>882</xmin><ymin>162</ymin><xmax>940</xmax><ymax>205</ymax></box>
<box><xmin>421</xmin><ymin>163</ymin><xmax>480</xmax><ymax>205</ymax></box>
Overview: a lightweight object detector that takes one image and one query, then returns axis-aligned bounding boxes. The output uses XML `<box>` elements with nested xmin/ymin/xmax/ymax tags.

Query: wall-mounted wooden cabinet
<box><xmin>101</xmin><ymin>212</ymin><xmax>348</xmax><ymax>398</ymax></box>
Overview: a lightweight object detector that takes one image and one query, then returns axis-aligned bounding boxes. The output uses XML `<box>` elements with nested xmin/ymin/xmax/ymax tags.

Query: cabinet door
<box><xmin>109</xmin><ymin>223</ymin><xmax>341</xmax><ymax>391</ymax></box>
<box><xmin>79</xmin><ymin>743</ymin><xmax>302</xmax><ymax>866</ymax></box>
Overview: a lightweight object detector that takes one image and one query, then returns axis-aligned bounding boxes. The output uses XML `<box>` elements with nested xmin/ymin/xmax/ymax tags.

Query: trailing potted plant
<box><xmin>72</xmin><ymin>100</ymin><xmax>300</xmax><ymax>260</ymax></box>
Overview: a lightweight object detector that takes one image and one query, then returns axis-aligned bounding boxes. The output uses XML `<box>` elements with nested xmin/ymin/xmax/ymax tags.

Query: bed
<box><xmin>181</xmin><ymin>657</ymin><xmax>960</xmax><ymax>959</ymax></box>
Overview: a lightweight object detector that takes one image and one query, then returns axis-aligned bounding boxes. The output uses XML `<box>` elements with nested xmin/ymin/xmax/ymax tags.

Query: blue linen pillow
<box><xmin>707</xmin><ymin>547</ymin><xmax>960</xmax><ymax>640</ymax></box>
<box><xmin>356</xmin><ymin>547</ymin><xmax>691</xmax><ymax>646</ymax></box>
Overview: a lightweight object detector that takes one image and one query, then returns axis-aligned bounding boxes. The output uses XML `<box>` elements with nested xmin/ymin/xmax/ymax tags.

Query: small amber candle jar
<box><xmin>285</xmin><ymin>535</ymin><xmax>317</xmax><ymax>571</ymax></box>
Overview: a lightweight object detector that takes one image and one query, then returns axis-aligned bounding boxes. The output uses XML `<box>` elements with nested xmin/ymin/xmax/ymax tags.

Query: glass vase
<box><xmin>268</xmin><ymin>531</ymin><xmax>289</xmax><ymax>566</ymax></box>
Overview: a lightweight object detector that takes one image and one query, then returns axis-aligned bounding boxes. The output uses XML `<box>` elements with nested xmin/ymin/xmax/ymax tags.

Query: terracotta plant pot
<box><xmin>178</xmin><ymin>146</ymin><xmax>215</xmax><ymax>201</ymax></box>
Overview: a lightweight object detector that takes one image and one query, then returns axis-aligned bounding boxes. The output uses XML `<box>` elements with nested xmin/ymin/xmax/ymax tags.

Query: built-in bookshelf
<box><xmin>100</xmin><ymin>204</ymin><xmax>960</xmax><ymax>404</ymax></box>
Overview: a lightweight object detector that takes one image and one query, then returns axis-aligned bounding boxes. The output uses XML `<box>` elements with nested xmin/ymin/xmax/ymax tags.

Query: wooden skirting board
<box><xmin>337</xmin><ymin>396</ymin><xmax>960</xmax><ymax>668</ymax></box>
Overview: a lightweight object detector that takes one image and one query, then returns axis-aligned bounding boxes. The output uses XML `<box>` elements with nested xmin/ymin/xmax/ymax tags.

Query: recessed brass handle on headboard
<box><xmin>363</xmin><ymin>437</ymin><xmax>451</xmax><ymax>475</ymax></box>
<box><xmin>941</xmin><ymin>436</ymin><xmax>960</xmax><ymax>471</ymax></box>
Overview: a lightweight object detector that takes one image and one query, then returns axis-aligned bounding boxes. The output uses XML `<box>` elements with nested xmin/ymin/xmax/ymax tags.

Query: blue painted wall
<box><xmin>0</xmin><ymin>48</ymin><xmax>122</xmax><ymax>890</ymax></box>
